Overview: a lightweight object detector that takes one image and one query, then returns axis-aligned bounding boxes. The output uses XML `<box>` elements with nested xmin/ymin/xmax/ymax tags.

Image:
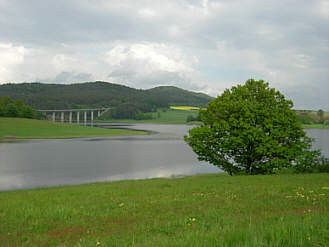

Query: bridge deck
<box><xmin>36</xmin><ymin>108</ymin><xmax>111</xmax><ymax>112</ymax></box>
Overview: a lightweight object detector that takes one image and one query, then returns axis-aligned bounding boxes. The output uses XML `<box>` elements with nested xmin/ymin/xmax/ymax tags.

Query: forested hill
<box><xmin>0</xmin><ymin>81</ymin><xmax>213</xmax><ymax>111</ymax></box>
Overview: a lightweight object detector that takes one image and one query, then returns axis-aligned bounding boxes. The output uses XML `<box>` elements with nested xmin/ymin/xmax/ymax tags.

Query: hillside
<box><xmin>145</xmin><ymin>86</ymin><xmax>212</xmax><ymax>107</ymax></box>
<box><xmin>0</xmin><ymin>81</ymin><xmax>213</xmax><ymax>110</ymax></box>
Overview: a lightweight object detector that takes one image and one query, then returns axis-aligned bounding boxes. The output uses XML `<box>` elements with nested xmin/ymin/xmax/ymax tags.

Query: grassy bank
<box><xmin>0</xmin><ymin>118</ymin><xmax>146</xmax><ymax>139</ymax></box>
<box><xmin>302</xmin><ymin>124</ymin><xmax>329</xmax><ymax>129</ymax></box>
<box><xmin>1</xmin><ymin>173</ymin><xmax>328</xmax><ymax>246</ymax></box>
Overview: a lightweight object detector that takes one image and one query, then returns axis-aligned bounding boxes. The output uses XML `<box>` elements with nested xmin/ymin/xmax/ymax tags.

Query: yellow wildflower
<box><xmin>119</xmin><ymin>203</ymin><xmax>124</xmax><ymax>207</ymax></box>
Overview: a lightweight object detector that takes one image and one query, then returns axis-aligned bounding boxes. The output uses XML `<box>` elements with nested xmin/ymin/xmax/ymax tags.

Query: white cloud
<box><xmin>52</xmin><ymin>54</ymin><xmax>78</xmax><ymax>70</ymax></box>
<box><xmin>138</xmin><ymin>8</ymin><xmax>156</xmax><ymax>18</ymax></box>
<box><xmin>105</xmin><ymin>42</ymin><xmax>201</xmax><ymax>88</ymax></box>
<box><xmin>0</xmin><ymin>43</ymin><xmax>26</xmax><ymax>82</ymax></box>
<box><xmin>316</xmin><ymin>0</ymin><xmax>329</xmax><ymax>19</ymax></box>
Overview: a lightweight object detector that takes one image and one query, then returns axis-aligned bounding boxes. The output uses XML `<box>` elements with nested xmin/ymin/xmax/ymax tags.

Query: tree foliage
<box><xmin>317</xmin><ymin>109</ymin><xmax>324</xmax><ymax>118</ymax></box>
<box><xmin>185</xmin><ymin>79</ymin><xmax>323</xmax><ymax>175</ymax></box>
<box><xmin>0</xmin><ymin>96</ymin><xmax>37</xmax><ymax>119</ymax></box>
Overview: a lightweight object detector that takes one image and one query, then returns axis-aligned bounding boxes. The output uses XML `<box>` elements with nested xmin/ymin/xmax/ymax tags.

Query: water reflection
<box><xmin>0</xmin><ymin>124</ymin><xmax>218</xmax><ymax>191</ymax></box>
<box><xmin>0</xmin><ymin>124</ymin><xmax>328</xmax><ymax>191</ymax></box>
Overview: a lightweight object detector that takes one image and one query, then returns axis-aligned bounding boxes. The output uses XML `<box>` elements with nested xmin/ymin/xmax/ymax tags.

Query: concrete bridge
<box><xmin>37</xmin><ymin>108</ymin><xmax>110</xmax><ymax>124</ymax></box>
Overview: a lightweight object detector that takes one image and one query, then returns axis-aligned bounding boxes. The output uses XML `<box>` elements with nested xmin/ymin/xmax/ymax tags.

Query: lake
<box><xmin>0</xmin><ymin>124</ymin><xmax>328</xmax><ymax>191</ymax></box>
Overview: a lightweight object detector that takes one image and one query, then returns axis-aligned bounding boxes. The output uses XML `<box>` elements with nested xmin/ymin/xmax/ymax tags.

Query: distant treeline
<box><xmin>295</xmin><ymin>109</ymin><xmax>329</xmax><ymax>125</ymax></box>
<box><xmin>0</xmin><ymin>81</ymin><xmax>213</xmax><ymax>120</ymax></box>
<box><xmin>0</xmin><ymin>96</ymin><xmax>41</xmax><ymax>119</ymax></box>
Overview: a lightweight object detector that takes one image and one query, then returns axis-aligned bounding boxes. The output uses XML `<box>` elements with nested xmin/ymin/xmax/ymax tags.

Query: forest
<box><xmin>0</xmin><ymin>81</ymin><xmax>212</xmax><ymax>119</ymax></box>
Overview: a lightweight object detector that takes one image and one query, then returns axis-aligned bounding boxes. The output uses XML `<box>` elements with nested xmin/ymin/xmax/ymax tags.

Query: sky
<box><xmin>0</xmin><ymin>0</ymin><xmax>328</xmax><ymax>109</ymax></box>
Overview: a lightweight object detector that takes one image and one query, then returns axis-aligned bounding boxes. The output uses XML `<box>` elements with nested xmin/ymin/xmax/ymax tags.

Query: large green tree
<box><xmin>185</xmin><ymin>79</ymin><xmax>321</xmax><ymax>175</ymax></box>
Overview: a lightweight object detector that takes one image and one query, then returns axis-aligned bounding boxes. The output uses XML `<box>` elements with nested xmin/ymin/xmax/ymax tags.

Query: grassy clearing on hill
<box><xmin>0</xmin><ymin>118</ymin><xmax>146</xmax><ymax>139</ymax></box>
<box><xmin>1</xmin><ymin>173</ymin><xmax>328</xmax><ymax>246</ymax></box>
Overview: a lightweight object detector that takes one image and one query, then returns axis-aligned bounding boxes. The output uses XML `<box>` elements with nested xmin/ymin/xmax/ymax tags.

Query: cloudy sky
<box><xmin>0</xmin><ymin>0</ymin><xmax>328</xmax><ymax>109</ymax></box>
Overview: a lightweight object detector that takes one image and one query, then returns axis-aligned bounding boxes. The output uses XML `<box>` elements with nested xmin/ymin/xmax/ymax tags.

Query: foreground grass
<box><xmin>1</xmin><ymin>173</ymin><xmax>328</xmax><ymax>247</ymax></box>
<box><xmin>99</xmin><ymin>109</ymin><xmax>199</xmax><ymax>124</ymax></box>
<box><xmin>0</xmin><ymin>118</ymin><xmax>146</xmax><ymax>139</ymax></box>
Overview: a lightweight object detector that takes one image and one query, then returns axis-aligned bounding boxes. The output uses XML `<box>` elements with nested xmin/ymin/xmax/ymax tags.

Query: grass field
<box><xmin>100</xmin><ymin>109</ymin><xmax>199</xmax><ymax>124</ymax></box>
<box><xmin>1</xmin><ymin>173</ymin><xmax>328</xmax><ymax>246</ymax></box>
<box><xmin>101</xmin><ymin>108</ymin><xmax>329</xmax><ymax>128</ymax></box>
<box><xmin>0</xmin><ymin>118</ymin><xmax>146</xmax><ymax>139</ymax></box>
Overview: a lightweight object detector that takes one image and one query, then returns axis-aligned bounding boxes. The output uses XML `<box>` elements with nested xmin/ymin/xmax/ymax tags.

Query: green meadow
<box><xmin>1</xmin><ymin>173</ymin><xmax>328</xmax><ymax>246</ymax></box>
<box><xmin>0</xmin><ymin>118</ymin><xmax>146</xmax><ymax>139</ymax></box>
<box><xmin>100</xmin><ymin>108</ymin><xmax>329</xmax><ymax>128</ymax></box>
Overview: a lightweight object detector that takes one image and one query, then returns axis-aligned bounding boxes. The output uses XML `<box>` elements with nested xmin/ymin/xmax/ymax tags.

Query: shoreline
<box><xmin>0</xmin><ymin>118</ymin><xmax>148</xmax><ymax>140</ymax></box>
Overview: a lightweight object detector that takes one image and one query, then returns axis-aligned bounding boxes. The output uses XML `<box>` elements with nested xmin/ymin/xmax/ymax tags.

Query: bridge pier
<box><xmin>37</xmin><ymin>108</ymin><xmax>110</xmax><ymax>124</ymax></box>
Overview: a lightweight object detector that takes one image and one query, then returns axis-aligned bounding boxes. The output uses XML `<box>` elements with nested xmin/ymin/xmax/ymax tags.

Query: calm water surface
<box><xmin>0</xmin><ymin>124</ymin><xmax>328</xmax><ymax>191</ymax></box>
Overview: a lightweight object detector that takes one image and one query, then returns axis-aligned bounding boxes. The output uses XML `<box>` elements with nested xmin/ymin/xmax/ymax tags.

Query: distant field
<box><xmin>0</xmin><ymin>118</ymin><xmax>146</xmax><ymax>139</ymax></box>
<box><xmin>102</xmin><ymin>108</ymin><xmax>329</xmax><ymax>128</ymax></box>
<box><xmin>100</xmin><ymin>108</ymin><xmax>200</xmax><ymax>124</ymax></box>
<box><xmin>1</xmin><ymin>173</ymin><xmax>328</xmax><ymax>246</ymax></box>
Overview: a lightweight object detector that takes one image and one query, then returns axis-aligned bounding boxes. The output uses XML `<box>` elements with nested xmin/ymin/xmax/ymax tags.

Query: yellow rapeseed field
<box><xmin>170</xmin><ymin>106</ymin><xmax>200</xmax><ymax>110</ymax></box>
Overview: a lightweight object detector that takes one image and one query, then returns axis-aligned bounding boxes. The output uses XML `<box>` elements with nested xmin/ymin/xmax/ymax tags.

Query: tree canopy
<box><xmin>185</xmin><ymin>79</ymin><xmax>323</xmax><ymax>175</ymax></box>
<box><xmin>0</xmin><ymin>96</ymin><xmax>37</xmax><ymax>119</ymax></box>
